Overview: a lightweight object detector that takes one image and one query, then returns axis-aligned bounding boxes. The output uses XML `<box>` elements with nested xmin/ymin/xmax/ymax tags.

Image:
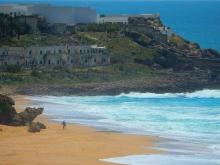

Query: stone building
<box><xmin>98</xmin><ymin>14</ymin><xmax>159</xmax><ymax>24</ymax></box>
<box><xmin>0</xmin><ymin>45</ymin><xmax>110</xmax><ymax>68</ymax></box>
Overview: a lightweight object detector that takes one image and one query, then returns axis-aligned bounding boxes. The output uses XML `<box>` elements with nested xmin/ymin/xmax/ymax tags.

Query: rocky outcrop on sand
<box><xmin>28</xmin><ymin>122</ymin><xmax>46</xmax><ymax>133</ymax></box>
<box><xmin>0</xmin><ymin>94</ymin><xmax>45</xmax><ymax>132</ymax></box>
<box><xmin>13</xmin><ymin>107</ymin><xmax>44</xmax><ymax>126</ymax></box>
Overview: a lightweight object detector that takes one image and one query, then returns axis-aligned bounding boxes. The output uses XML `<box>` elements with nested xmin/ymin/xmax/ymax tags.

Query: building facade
<box><xmin>0</xmin><ymin>4</ymin><xmax>98</xmax><ymax>25</ymax></box>
<box><xmin>0</xmin><ymin>45</ymin><xmax>110</xmax><ymax>68</ymax></box>
<box><xmin>98</xmin><ymin>14</ymin><xmax>160</xmax><ymax>24</ymax></box>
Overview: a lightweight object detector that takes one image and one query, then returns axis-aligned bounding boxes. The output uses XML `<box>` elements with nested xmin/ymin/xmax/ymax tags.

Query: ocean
<box><xmin>1</xmin><ymin>0</ymin><xmax>220</xmax><ymax>51</ymax></box>
<box><xmin>28</xmin><ymin>89</ymin><xmax>220</xmax><ymax>165</ymax></box>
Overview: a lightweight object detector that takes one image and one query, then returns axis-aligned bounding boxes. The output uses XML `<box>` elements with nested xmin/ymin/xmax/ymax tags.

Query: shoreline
<box><xmin>1</xmin><ymin>74</ymin><xmax>220</xmax><ymax>96</ymax></box>
<box><xmin>0</xmin><ymin>95</ymin><xmax>160</xmax><ymax>165</ymax></box>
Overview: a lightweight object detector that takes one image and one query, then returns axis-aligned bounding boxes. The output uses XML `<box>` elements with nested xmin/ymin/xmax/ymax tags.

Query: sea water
<box><xmin>28</xmin><ymin>89</ymin><xmax>220</xmax><ymax>165</ymax></box>
<box><xmin>1</xmin><ymin>0</ymin><xmax>220</xmax><ymax>51</ymax></box>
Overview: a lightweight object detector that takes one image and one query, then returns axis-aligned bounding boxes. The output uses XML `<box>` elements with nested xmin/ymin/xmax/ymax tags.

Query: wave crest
<box><xmin>117</xmin><ymin>89</ymin><xmax>220</xmax><ymax>99</ymax></box>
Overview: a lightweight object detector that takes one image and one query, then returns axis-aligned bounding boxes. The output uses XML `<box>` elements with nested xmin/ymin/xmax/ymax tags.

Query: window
<box><xmin>40</xmin><ymin>50</ymin><xmax>43</xmax><ymax>55</ymax></box>
<box><xmin>48</xmin><ymin>60</ymin><xmax>50</xmax><ymax>65</ymax></box>
<box><xmin>59</xmin><ymin>50</ymin><xmax>62</xmax><ymax>53</ymax></box>
<box><xmin>80</xmin><ymin>50</ymin><xmax>82</xmax><ymax>54</ymax></box>
<box><xmin>87</xmin><ymin>50</ymin><xmax>89</xmax><ymax>53</ymax></box>
<box><xmin>71</xmin><ymin>60</ymin><xmax>74</xmax><ymax>64</ymax></box>
<box><xmin>68</xmin><ymin>49</ymin><xmax>70</xmax><ymax>54</ymax></box>
<box><xmin>57</xmin><ymin>60</ymin><xmax>59</xmax><ymax>64</ymax></box>
<box><xmin>29</xmin><ymin>51</ymin><xmax>32</xmax><ymax>55</ymax></box>
<box><xmin>39</xmin><ymin>60</ymin><xmax>42</xmax><ymax>64</ymax></box>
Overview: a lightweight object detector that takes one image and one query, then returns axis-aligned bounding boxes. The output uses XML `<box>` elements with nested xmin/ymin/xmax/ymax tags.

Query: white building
<box><xmin>0</xmin><ymin>4</ymin><xmax>98</xmax><ymax>25</ymax></box>
<box><xmin>98</xmin><ymin>14</ymin><xmax>160</xmax><ymax>24</ymax></box>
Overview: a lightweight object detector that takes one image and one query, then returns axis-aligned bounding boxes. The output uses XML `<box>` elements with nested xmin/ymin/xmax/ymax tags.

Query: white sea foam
<box><xmin>118</xmin><ymin>89</ymin><xmax>220</xmax><ymax>99</ymax></box>
<box><xmin>101</xmin><ymin>154</ymin><xmax>220</xmax><ymax>165</ymax></box>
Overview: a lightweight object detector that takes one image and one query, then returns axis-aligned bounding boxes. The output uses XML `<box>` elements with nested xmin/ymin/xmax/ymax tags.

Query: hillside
<box><xmin>0</xmin><ymin>15</ymin><xmax>220</xmax><ymax>95</ymax></box>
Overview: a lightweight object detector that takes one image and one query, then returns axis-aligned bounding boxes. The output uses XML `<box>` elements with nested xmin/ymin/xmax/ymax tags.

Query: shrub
<box><xmin>4</xmin><ymin>65</ymin><xmax>22</xmax><ymax>73</ymax></box>
<box><xmin>31</xmin><ymin>70</ymin><xmax>40</xmax><ymax>77</ymax></box>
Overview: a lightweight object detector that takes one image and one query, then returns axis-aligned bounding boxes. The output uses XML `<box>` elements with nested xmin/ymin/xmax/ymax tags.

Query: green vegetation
<box><xmin>77</xmin><ymin>23</ymin><xmax>123</xmax><ymax>33</ymax></box>
<box><xmin>4</xmin><ymin>65</ymin><xmax>22</xmax><ymax>73</ymax></box>
<box><xmin>0</xmin><ymin>64</ymin><xmax>154</xmax><ymax>85</ymax></box>
<box><xmin>0</xmin><ymin>14</ymin><xmax>31</xmax><ymax>41</ymax></box>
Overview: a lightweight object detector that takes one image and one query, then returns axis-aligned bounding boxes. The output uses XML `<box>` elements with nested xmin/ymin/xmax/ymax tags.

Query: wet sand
<box><xmin>0</xmin><ymin>95</ymin><xmax>160</xmax><ymax>165</ymax></box>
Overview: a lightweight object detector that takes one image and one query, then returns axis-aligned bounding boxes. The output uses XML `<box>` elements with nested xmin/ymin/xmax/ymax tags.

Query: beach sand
<box><xmin>0</xmin><ymin>95</ymin><xmax>159</xmax><ymax>165</ymax></box>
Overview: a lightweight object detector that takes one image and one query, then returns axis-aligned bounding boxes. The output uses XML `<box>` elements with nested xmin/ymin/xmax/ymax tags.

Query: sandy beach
<box><xmin>0</xmin><ymin>95</ymin><xmax>159</xmax><ymax>165</ymax></box>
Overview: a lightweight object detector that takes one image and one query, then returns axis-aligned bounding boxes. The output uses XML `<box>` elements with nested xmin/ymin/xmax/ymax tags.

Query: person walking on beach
<box><xmin>62</xmin><ymin>120</ymin><xmax>66</xmax><ymax>130</ymax></box>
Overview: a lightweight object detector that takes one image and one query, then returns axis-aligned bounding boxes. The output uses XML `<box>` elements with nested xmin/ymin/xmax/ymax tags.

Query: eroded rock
<box><xmin>0</xmin><ymin>95</ymin><xmax>17</xmax><ymax>124</ymax></box>
<box><xmin>0</xmin><ymin>95</ymin><xmax>46</xmax><ymax>131</ymax></box>
<box><xmin>13</xmin><ymin>107</ymin><xmax>44</xmax><ymax>125</ymax></box>
<box><xmin>28</xmin><ymin>122</ymin><xmax>46</xmax><ymax>133</ymax></box>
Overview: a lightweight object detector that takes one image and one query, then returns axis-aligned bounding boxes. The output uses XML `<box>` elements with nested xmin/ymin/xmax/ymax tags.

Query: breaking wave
<box><xmin>117</xmin><ymin>89</ymin><xmax>220</xmax><ymax>99</ymax></box>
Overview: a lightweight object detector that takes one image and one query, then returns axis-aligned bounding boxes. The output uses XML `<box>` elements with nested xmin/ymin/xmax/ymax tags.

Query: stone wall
<box><xmin>0</xmin><ymin>45</ymin><xmax>110</xmax><ymax>68</ymax></box>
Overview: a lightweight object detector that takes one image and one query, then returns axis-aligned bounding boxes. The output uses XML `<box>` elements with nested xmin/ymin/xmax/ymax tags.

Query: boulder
<box><xmin>28</xmin><ymin>122</ymin><xmax>46</xmax><ymax>133</ymax></box>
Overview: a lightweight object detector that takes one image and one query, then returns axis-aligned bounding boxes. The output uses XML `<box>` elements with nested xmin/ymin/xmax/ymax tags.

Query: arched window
<box><xmin>48</xmin><ymin>60</ymin><xmax>50</xmax><ymax>65</ymax></box>
<box><xmin>40</xmin><ymin>50</ymin><xmax>43</xmax><ymax>55</ymax></box>
<box><xmin>57</xmin><ymin>60</ymin><xmax>59</xmax><ymax>64</ymax></box>
<box><xmin>29</xmin><ymin>51</ymin><xmax>32</xmax><ymax>55</ymax></box>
